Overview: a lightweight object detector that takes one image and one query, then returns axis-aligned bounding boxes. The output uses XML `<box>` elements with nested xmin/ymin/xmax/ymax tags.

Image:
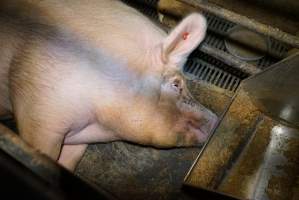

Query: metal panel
<box><xmin>184</xmin><ymin>54</ymin><xmax>299</xmax><ymax>200</ymax></box>
<box><xmin>243</xmin><ymin>53</ymin><xmax>299</xmax><ymax>127</ymax></box>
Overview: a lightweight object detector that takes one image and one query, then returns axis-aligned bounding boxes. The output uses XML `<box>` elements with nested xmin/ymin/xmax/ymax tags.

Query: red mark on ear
<box><xmin>182</xmin><ymin>32</ymin><xmax>189</xmax><ymax>40</ymax></box>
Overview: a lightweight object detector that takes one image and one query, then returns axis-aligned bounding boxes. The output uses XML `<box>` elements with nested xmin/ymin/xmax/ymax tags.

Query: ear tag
<box><xmin>182</xmin><ymin>32</ymin><xmax>189</xmax><ymax>40</ymax></box>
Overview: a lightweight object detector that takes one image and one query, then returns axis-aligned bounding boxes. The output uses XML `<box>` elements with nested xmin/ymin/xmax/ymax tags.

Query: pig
<box><xmin>0</xmin><ymin>0</ymin><xmax>217</xmax><ymax>171</ymax></box>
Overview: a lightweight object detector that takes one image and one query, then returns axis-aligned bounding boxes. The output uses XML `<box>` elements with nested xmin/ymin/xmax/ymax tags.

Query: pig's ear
<box><xmin>161</xmin><ymin>13</ymin><xmax>207</xmax><ymax>66</ymax></box>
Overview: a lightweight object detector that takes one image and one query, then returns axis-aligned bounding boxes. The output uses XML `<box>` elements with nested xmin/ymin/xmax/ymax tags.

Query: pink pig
<box><xmin>0</xmin><ymin>0</ymin><xmax>217</xmax><ymax>171</ymax></box>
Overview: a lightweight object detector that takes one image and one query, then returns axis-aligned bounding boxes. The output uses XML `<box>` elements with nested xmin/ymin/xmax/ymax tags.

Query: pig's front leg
<box><xmin>10</xmin><ymin>77</ymin><xmax>83</xmax><ymax>169</ymax></box>
<box><xmin>17</xmin><ymin>118</ymin><xmax>65</xmax><ymax>162</ymax></box>
<box><xmin>12</xmin><ymin>103</ymin><xmax>66</xmax><ymax>162</ymax></box>
<box><xmin>58</xmin><ymin>144</ymin><xmax>88</xmax><ymax>171</ymax></box>
<box><xmin>60</xmin><ymin>123</ymin><xmax>120</xmax><ymax>170</ymax></box>
<box><xmin>63</xmin><ymin>123</ymin><xmax>119</xmax><ymax>145</ymax></box>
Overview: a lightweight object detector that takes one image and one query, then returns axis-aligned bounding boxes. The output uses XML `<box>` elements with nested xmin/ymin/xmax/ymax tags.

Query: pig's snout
<box><xmin>178</xmin><ymin>98</ymin><xmax>218</xmax><ymax>144</ymax></box>
<box><xmin>193</xmin><ymin>112</ymin><xmax>218</xmax><ymax>143</ymax></box>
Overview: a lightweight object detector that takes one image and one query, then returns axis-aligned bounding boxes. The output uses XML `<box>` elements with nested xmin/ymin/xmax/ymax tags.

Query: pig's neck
<box><xmin>101</xmin><ymin>35</ymin><xmax>165</xmax><ymax>77</ymax></box>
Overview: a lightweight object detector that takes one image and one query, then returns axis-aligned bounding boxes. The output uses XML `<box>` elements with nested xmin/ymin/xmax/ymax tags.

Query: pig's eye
<box><xmin>161</xmin><ymin>75</ymin><xmax>183</xmax><ymax>97</ymax></box>
<box><xmin>171</xmin><ymin>79</ymin><xmax>182</xmax><ymax>93</ymax></box>
<box><xmin>172</xmin><ymin>82</ymin><xmax>179</xmax><ymax>88</ymax></box>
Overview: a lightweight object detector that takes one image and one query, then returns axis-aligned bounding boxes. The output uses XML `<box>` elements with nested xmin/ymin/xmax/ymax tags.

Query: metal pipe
<box><xmin>200</xmin><ymin>44</ymin><xmax>261</xmax><ymax>75</ymax></box>
<box><xmin>177</xmin><ymin>0</ymin><xmax>299</xmax><ymax>49</ymax></box>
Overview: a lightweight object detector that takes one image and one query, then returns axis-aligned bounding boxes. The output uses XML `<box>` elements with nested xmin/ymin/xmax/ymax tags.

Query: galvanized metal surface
<box><xmin>184</xmin><ymin>54</ymin><xmax>299</xmax><ymax>200</ymax></box>
<box><xmin>217</xmin><ymin>116</ymin><xmax>299</xmax><ymax>200</ymax></box>
<box><xmin>185</xmin><ymin>90</ymin><xmax>299</xmax><ymax>200</ymax></box>
<box><xmin>243</xmin><ymin>53</ymin><xmax>299</xmax><ymax>127</ymax></box>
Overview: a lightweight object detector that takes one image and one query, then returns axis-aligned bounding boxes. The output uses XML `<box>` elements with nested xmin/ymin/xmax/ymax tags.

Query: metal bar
<box><xmin>222</xmin><ymin>74</ymin><xmax>231</xmax><ymax>89</ymax></box>
<box><xmin>210</xmin><ymin>68</ymin><xmax>219</xmax><ymax>84</ymax></box>
<box><xmin>226</xmin><ymin>76</ymin><xmax>235</xmax><ymax>91</ymax></box>
<box><xmin>213</xmin><ymin>70</ymin><xmax>223</xmax><ymax>86</ymax></box>
<box><xmin>178</xmin><ymin>0</ymin><xmax>299</xmax><ymax>49</ymax></box>
<box><xmin>205</xmin><ymin>67</ymin><xmax>214</xmax><ymax>82</ymax></box>
<box><xmin>200</xmin><ymin>44</ymin><xmax>261</xmax><ymax>75</ymax></box>
<box><xmin>232</xmin><ymin>78</ymin><xmax>240</xmax><ymax>92</ymax></box>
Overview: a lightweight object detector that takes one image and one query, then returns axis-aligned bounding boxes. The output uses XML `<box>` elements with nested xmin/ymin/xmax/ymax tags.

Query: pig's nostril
<box><xmin>188</xmin><ymin>120</ymin><xmax>202</xmax><ymax>130</ymax></box>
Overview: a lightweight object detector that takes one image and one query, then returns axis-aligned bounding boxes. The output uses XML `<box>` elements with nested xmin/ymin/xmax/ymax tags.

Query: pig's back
<box><xmin>1</xmin><ymin>0</ymin><xmax>167</xmax><ymax>72</ymax></box>
<box><xmin>35</xmin><ymin>0</ymin><xmax>166</xmax><ymax>62</ymax></box>
<box><xmin>0</xmin><ymin>0</ymin><xmax>165</xmax><ymax>117</ymax></box>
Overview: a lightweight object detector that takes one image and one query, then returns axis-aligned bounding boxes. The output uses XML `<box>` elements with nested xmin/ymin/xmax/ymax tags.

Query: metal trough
<box><xmin>184</xmin><ymin>53</ymin><xmax>299</xmax><ymax>200</ymax></box>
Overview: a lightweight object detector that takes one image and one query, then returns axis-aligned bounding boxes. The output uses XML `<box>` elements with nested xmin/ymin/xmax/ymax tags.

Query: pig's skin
<box><xmin>0</xmin><ymin>0</ymin><xmax>217</xmax><ymax>171</ymax></box>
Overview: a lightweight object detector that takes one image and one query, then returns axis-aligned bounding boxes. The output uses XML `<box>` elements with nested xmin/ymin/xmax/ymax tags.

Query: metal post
<box><xmin>200</xmin><ymin>44</ymin><xmax>261</xmax><ymax>75</ymax></box>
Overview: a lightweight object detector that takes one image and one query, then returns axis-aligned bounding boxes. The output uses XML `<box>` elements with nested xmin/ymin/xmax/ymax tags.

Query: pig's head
<box><xmin>143</xmin><ymin>14</ymin><xmax>218</xmax><ymax>147</ymax></box>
